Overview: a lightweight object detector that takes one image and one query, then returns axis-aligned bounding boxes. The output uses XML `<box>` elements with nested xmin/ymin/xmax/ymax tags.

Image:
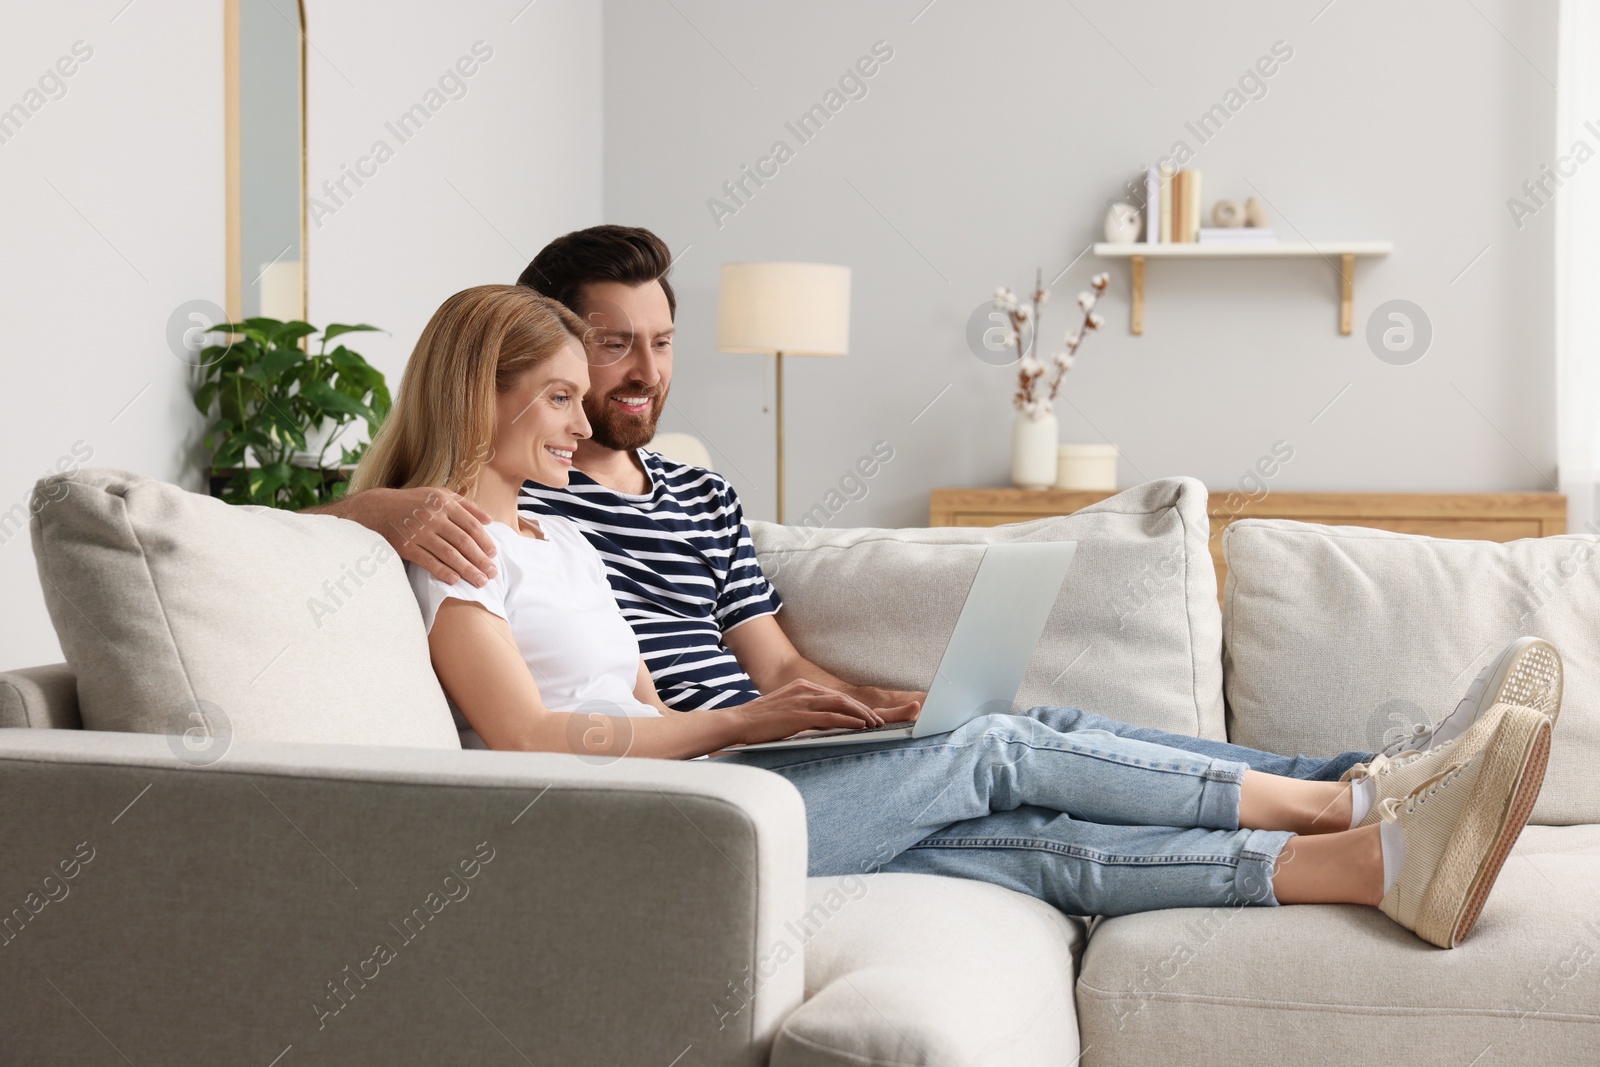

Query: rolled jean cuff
<box><xmin>1233</xmin><ymin>828</ymin><xmax>1294</xmax><ymax>907</ymax></box>
<box><xmin>1197</xmin><ymin>757</ymin><xmax>1250</xmax><ymax>830</ymax></box>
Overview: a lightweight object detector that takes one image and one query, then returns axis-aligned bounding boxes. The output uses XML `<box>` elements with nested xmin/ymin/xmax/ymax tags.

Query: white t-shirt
<box><xmin>408</xmin><ymin>516</ymin><xmax>662</xmax><ymax>747</ymax></box>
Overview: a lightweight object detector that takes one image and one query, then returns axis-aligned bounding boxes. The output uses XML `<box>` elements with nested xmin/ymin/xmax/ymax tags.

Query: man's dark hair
<box><xmin>517</xmin><ymin>225</ymin><xmax>676</xmax><ymax>320</ymax></box>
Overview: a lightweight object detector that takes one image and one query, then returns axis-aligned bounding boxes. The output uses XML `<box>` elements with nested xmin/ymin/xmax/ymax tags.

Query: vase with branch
<box><xmin>992</xmin><ymin>270</ymin><xmax>1109</xmax><ymax>488</ymax></box>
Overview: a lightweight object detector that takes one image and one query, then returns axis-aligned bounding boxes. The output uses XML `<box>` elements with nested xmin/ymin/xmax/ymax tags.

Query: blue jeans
<box><xmin>1020</xmin><ymin>705</ymin><xmax>1372</xmax><ymax>782</ymax></box>
<box><xmin>719</xmin><ymin>706</ymin><xmax>1375</xmax><ymax>917</ymax></box>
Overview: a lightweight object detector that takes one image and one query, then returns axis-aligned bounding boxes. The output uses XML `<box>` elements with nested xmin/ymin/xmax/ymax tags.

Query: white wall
<box><xmin>0</xmin><ymin>0</ymin><xmax>1564</xmax><ymax>667</ymax></box>
<box><xmin>604</xmin><ymin>0</ymin><xmax>1560</xmax><ymax>527</ymax></box>
<box><xmin>0</xmin><ymin>0</ymin><xmax>603</xmax><ymax>671</ymax></box>
<box><xmin>0</xmin><ymin>1</ymin><xmax>225</xmax><ymax>671</ymax></box>
<box><xmin>305</xmin><ymin>0</ymin><xmax>603</xmax><ymax>392</ymax></box>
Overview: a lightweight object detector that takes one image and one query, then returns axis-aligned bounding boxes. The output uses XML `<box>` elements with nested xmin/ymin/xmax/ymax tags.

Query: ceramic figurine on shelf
<box><xmin>1211</xmin><ymin>199</ymin><xmax>1246</xmax><ymax>227</ymax></box>
<box><xmin>1103</xmin><ymin>202</ymin><xmax>1141</xmax><ymax>244</ymax></box>
<box><xmin>1245</xmin><ymin>196</ymin><xmax>1270</xmax><ymax>228</ymax></box>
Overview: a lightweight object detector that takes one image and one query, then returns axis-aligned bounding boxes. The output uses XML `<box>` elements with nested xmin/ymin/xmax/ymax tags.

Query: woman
<box><xmin>352</xmin><ymin>285</ymin><xmax>1555</xmax><ymax>949</ymax></box>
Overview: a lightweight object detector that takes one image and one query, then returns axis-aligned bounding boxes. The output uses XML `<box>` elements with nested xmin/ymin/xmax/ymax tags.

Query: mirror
<box><xmin>225</xmin><ymin>0</ymin><xmax>306</xmax><ymax>322</ymax></box>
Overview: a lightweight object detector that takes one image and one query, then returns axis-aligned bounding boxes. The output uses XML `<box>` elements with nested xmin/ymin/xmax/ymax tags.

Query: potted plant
<box><xmin>991</xmin><ymin>270</ymin><xmax>1109</xmax><ymax>489</ymax></box>
<box><xmin>193</xmin><ymin>318</ymin><xmax>390</xmax><ymax>509</ymax></box>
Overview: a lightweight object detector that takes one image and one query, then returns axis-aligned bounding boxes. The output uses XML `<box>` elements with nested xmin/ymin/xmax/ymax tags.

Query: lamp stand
<box><xmin>774</xmin><ymin>350</ymin><xmax>785</xmax><ymax>524</ymax></box>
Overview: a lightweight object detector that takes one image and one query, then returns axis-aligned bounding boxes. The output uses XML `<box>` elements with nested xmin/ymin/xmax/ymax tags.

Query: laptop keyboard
<box><xmin>799</xmin><ymin>721</ymin><xmax>915</xmax><ymax>739</ymax></box>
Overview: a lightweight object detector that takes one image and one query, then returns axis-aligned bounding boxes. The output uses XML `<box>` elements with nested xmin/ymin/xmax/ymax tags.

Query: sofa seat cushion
<box><xmin>1222</xmin><ymin>519</ymin><xmax>1600</xmax><ymax>824</ymax></box>
<box><xmin>0</xmin><ymin>662</ymin><xmax>80</xmax><ymax>729</ymax></box>
<box><xmin>1075</xmin><ymin>825</ymin><xmax>1600</xmax><ymax>1067</ymax></box>
<box><xmin>752</xmin><ymin>477</ymin><xmax>1225</xmax><ymax>740</ymax></box>
<box><xmin>771</xmin><ymin>873</ymin><xmax>1083</xmax><ymax>1067</ymax></box>
<box><xmin>29</xmin><ymin>469</ymin><xmax>458</xmax><ymax>750</ymax></box>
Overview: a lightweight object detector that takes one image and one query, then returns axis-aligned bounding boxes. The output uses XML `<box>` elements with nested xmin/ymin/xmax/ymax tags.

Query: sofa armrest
<box><xmin>0</xmin><ymin>730</ymin><xmax>807</xmax><ymax>1066</ymax></box>
<box><xmin>0</xmin><ymin>662</ymin><xmax>81</xmax><ymax>729</ymax></box>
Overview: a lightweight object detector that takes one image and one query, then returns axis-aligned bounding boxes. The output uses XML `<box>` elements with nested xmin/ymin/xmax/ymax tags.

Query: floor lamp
<box><xmin>717</xmin><ymin>262</ymin><xmax>852</xmax><ymax>523</ymax></box>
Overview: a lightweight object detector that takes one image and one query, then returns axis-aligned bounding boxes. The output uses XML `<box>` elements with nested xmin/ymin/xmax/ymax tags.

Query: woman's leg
<box><xmin>1238</xmin><ymin>770</ymin><xmax>1353</xmax><ymax>834</ymax></box>
<box><xmin>1020</xmin><ymin>705</ymin><xmax>1372</xmax><ymax>781</ymax></box>
<box><xmin>1270</xmin><ymin>826</ymin><xmax>1384</xmax><ymax>906</ymax></box>
<box><xmin>884</xmin><ymin>810</ymin><xmax>1293</xmax><ymax>916</ymax></box>
<box><xmin>883</xmin><ymin>809</ymin><xmax>1382</xmax><ymax>908</ymax></box>
<box><xmin>876</xmin><ymin>806</ymin><xmax>1383</xmax><ymax>916</ymax></box>
<box><xmin>722</xmin><ymin>714</ymin><xmax>1298</xmax><ymax>877</ymax></box>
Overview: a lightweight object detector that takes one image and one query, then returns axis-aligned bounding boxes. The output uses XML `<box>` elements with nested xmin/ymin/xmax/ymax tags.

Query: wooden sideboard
<box><xmin>929</xmin><ymin>488</ymin><xmax>1569</xmax><ymax>604</ymax></box>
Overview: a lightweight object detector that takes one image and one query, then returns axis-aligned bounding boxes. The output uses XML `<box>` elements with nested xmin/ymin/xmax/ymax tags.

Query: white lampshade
<box><xmin>717</xmin><ymin>262</ymin><xmax>851</xmax><ymax>356</ymax></box>
<box><xmin>646</xmin><ymin>431</ymin><xmax>713</xmax><ymax>469</ymax></box>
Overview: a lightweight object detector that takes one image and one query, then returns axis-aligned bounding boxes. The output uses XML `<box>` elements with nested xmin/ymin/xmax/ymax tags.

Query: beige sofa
<box><xmin>1</xmin><ymin>469</ymin><xmax>1596</xmax><ymax>1066</ymax></box>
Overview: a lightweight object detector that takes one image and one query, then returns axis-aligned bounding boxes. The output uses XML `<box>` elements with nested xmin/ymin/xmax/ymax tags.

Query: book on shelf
<box><xmin>1144</xmin><ymin>166</ymin><xmax>1161</xmax><ymax>243</ymax></box>
<box><xmin>1135</xmin><ymin>164</ymin><xmax>1207</xmax><ymax>243</ymax></box>
<box><xmin>1171</xmin><ymin>171</ymin><xmax>1186</xmax><ymax>243</ymax></box>
<box><xmin>1197</xmin><ymin>228</ymin><xmax>1277</xmax><ymax>243</ymax></box>
<box><xmin>1185</xmin><ymin>170</ymin><xmax>1202</xmax><ymax>242</ymax></box>
<box><xmin>1164</xmin><ymin>168</ymin><xmax>1203</xmax><ymax>242</ymax></box>
<box><xmin>1158</xmin><ymin>165</ymin><xmax>1173</xmax><ymax>243</ymax></box>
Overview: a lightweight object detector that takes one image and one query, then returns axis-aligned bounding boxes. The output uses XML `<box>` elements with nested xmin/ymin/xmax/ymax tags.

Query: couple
<box><xmin>323</xmin><ymin>225</ymin><xmax>1561</xmax><ymax>947</ymax></box>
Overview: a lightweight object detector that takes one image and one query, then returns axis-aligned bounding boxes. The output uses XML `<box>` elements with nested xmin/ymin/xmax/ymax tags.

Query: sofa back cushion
<box><xmin>30</xmin><ymin>469</ymin><xmax>458</xmax><ymax>751</ymax></box>
<box><xmin>750</xmin><ymin>477</ymin><xmax>1224</xmax><ymax>739</ymax></box>
<box><xmin>1223</xmin><ymin>519</ymin><xmax>1600</xmax><ymax>824</ymax></box>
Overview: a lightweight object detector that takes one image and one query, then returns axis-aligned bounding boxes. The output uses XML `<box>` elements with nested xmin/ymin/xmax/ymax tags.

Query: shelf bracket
<box><xmin>1130</xmin><ymin>255</ymin><xmax>1145</xmax><ymax>335</ymax></box>
<box><xmin>1339</xmin><ymin>253</ymin><xmax>1354</xmax><ymax>335</ymax></box>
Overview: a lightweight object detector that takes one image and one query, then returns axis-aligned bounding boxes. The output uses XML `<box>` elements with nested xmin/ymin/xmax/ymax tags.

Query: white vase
<box><xmin>1055</xmin><ymin>443</ymin><xmax>1119</xmax><ymax>490</ymax></box>
<box><xmin>1010</xmin><ymin>412</ymin><xmax>1058</xmax><ymax>489</ymax></box>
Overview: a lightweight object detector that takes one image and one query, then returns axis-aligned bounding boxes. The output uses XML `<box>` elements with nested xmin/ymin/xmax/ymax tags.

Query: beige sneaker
<box><xmin>1378</xmin><ymin>637</ymin><xmax>1563</xmax><ymax>759</ymax></box>
<box><xmin>1343</xmin><ymin>640</ymin><xmax>1563</xmax><ymax>828</ymax></box>
<box><xmin>1346</xmin><ymin>701</ymin><xmax>1521</xmax><ymax>828</ymax></box>
<box><xmin>1378</xmin><ymin>704</ymin><xmax>1551</xmax><ymax>948</ymax></box>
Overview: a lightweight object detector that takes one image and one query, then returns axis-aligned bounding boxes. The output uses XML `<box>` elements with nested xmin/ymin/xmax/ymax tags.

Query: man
<box><xmin>318</xmin><ymin>226</ymin><xmax>1550</xmax><ymax>782</ymax></box>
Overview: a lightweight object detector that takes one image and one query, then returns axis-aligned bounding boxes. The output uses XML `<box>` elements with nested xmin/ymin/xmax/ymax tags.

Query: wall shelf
<box><xmin>1092</xmin><ymin>241</ymin><xmax>1394</xmax><ymax>336</ymax></box>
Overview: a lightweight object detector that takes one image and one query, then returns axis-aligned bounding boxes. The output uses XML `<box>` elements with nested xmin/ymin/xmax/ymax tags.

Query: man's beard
<box><xmin>584</xmin><ymin>386</ymin><xmax>667</xmax><ymax>451</ymax></box>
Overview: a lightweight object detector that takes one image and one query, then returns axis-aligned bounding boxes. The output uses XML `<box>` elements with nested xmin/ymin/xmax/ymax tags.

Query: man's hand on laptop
<box><xmin>855</xmin><ymin>688</ymin><xmax>925</xmax><ymax>723</ymax></box>
<box><xmin>311</xmin><ymin>487</ymin><xmax>499</xmax><ymax>588</ymax></box>
<box><xmin>736</xmin><ymin>679</ymin><xmax>921</xmax><ymax>742</ymax></box>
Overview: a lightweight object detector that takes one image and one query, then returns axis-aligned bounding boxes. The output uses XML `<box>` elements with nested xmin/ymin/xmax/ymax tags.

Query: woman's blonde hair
<box><xmin>350</xmin><ymin>284</ymin><xmax>587</xmax><ymax>496</ymax></box>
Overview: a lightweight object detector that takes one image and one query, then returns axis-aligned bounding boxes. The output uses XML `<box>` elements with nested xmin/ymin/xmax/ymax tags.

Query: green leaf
<box><xmin>255</xmin><ymin>462</ymin><xmax>293</xmax><ymax>502</ymax></box>
<box><xmin>326</xmin><ymin>345</ymin><xmax>371</xmax><ymax>377</ymax></box>
<box><xmin>259</xmin><ymin>406</ymin><xmax>305</xmax><ymax>448</ymax></box>
<box><xmin>275</xmin><ymin>320</ymin><xmax>319</xmax><ymax>346</ymax></box>
<box><xmin>235</xmin><ymin>363</ymin><xmax>270</xmax><ymax>386</ymax></box>
<box><xmin>237</xmin><ymin>428</ymin><xmax>275</xmax><ymax>451</ymax></box>
<box><xmin>322</xmin><ymin>323</ymin><xmax>382</xmax><ymax>343</ymax></box>
<box><xmin>224</xmin><ymin>322</ymin><xmax>283</xmax><ymax>350</ymax></box>
<box><xmin>194</xmin><ymin>382</ymin><xmax>220</xmax><ymax>414</ymax></box>
<box><xmin>258</xmin><ymin>344</ymin><xmax>306</xmax><ymax>382</ymax></box>
<box><xmin>197</xmin><ymin>338</ymin><xmax>245</xmax><ymax>362</ymax></box>
<box><xmin>211</xmin><ymin>439</ymin><xmax>248</xmax><ymax>467</ymax></box>
<box><xmin>299</xmin><ymin>379</ymin><xmax>372</xmax><ymax>421</ymax></box>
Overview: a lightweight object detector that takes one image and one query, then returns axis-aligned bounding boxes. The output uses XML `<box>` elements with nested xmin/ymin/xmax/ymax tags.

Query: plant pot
<box><xmin>292</xmin><ymin>417</ymin><xmax>344</xmax><ymax>467</ymax></box>
<box><xmin>1054</xmin><ymin>443</ymin><xmax>1119</xmax><ymax>490</ymax></box>
<box><xmin>1010</xmin><ymin>412</ymin><xmax>1058</xmax><ymax>490</ymax></box>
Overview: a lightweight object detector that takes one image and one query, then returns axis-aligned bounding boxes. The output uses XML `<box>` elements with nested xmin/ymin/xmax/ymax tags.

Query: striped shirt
<box><xmin>518</xmin><ymin>450</ymin><xmax>780</xmax><ymax>710</ymax></box>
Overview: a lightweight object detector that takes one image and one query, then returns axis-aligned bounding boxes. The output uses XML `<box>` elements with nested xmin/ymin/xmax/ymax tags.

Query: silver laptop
<box><xmin>730</xmin><ymin>540</ymin><xmax>1077</xmax><ymax>751</ymax></box>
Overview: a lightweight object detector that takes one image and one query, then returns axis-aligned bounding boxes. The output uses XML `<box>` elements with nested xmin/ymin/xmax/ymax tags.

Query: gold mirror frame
<box><xmin>224</xmin><ymin>0</ymin><xmax>308</xmax><ymax>323</ymax></box>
